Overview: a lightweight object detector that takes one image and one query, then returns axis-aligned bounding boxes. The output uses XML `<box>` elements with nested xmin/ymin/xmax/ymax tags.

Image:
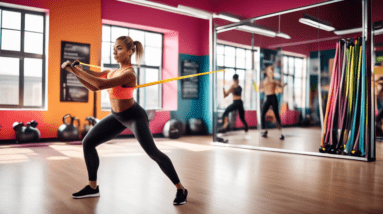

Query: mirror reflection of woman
<box><xmin>218</xmin><ymin>74</ymin><xmax>249</xmax><ymax>133</ymax></box>
<box><xmin>259</xmin><ymin>64</ymin><xmax>287</xmax><ymax>140</ymax></box>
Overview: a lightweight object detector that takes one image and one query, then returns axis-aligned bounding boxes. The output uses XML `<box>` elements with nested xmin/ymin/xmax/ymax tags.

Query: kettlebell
<box><xmin>82</xmin><ymin>116</ymin><xmax>99</xmax><ymax>139</ymax></box>
<box><xmin>13</xmin><ymin>120</ymin><xmax>41</xmax><ymax>143</ymax></box>
<box><xmin>58</xmin><ymin>114</ymin><xmax>81</xmax><ymax>141</ymax></box>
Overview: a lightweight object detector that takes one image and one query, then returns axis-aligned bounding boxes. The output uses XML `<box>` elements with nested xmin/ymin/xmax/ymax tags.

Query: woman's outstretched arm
<box><xmin>62</xmin><ymin>60</ymin><xmax>136</xmax><ymax>90</ymax></box>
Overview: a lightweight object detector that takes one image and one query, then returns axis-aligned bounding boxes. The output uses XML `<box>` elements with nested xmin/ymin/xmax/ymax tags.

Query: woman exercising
<box><xmin>259</xmin><ymin>64</ymin><xmax>286</xmax><ymax>140</ymax></box>
<box><xmin>218</xmin><ymin>74</ymin><xmax>248</xmax><ymax>133</ymax></box>
<box><xmin>61</xmin><ymin>36</ymin><xmax>188</xmax><ymax>205</ymax></box>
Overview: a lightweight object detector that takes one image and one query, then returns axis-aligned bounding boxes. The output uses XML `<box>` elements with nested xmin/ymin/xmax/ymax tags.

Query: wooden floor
<box><xmin>1</xmin><ymin>136</ymin><xmax>383</xmax><ymax>214</ymax></box>
<box><xmin>217</xmin><ymin>127</ymin><xmax>323</xmax><ymax>152</ymax></box>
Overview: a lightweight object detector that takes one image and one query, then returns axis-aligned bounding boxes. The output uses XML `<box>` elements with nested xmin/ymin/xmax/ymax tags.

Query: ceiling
<box><xmin>144</xmin><ymin>0</ymin><xmax>383</xmax><ymax>55</ymax></box>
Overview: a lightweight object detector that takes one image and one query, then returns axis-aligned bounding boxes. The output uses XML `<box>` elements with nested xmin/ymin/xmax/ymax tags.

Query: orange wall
<box><xmin>44</xmin><ymin>0</ymin><xmax>102</xmax><ymax>137</ymax></box>
<box><xmin>0</xmin><ymin>0</ymin><xmax>102</xmax><ymax>140</ymax></box>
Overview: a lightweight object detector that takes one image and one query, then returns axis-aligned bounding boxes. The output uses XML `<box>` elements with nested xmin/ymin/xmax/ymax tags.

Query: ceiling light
<box><xmin>236</xmin><ymin>25</ymin><xmax>276</xmax><ymax>37</ymax></box>
<box><xmin>217</xmin><ymin>26</ymin><xmax>237</xmax><ymax>33</ymax></box>
<box><xmin>276</xmin><ymin>33</ymin><xmax>291</xmax><ymax>39</ymax></box>
<box><xmin>177</xmin><ymin>5</ymin><xmax>212</xmax><ymax>20</ymax></box>
<box><xmin>213</xmin><ymin>13</ymin><xmax>241</xmax><ymax>22</ymax></box>
<box><xmin>375</xmin><ymin>28</ymin><xmax>383</xmax><ymax>35</ymax></box>
<box><xmin>276</xmin><ymin>15</ymin><xmax>290</xmax><ymax>39</ymax></box>
<box><xmin>299</xmin><ymin>14</ymin><xmax>335</xmax><ymax>31</ymax></box>
<box><xmin>334</xmin><ymin>27</ymin><xmax>363</xmax><ymax>35</ymax></box>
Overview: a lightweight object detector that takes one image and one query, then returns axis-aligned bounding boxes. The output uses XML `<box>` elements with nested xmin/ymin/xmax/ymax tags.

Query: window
<box><xmin>217</xmin><ymin>44</ymin><xmax>257</xmax><ymax>110</ymax></box>
<box><xmin>101</xmin><ymin>25</ymin><xmax>163</xmax><ymax>110</ymax></box>
<box><xmin>0</xmin><ymin>7</ymin><xmax>46</xmax><ymax>109</ymax></box>
<box><xmin>282</xmin><ymin>55</ymin><xmax>304</xmax><ymax>109</ymax></box>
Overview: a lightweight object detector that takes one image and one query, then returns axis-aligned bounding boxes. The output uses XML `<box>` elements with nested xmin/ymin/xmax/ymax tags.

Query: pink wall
<box><xmin>102</xmin><ymin>0</ymin><xmax>209</xmax><ymax>56</ymax></box>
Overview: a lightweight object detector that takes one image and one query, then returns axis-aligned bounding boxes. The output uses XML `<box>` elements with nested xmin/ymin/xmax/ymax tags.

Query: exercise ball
<box><xmin>163</xmin><ymin>119</ymin><xmax>184</xmax><ymax>139</ymax></box>
<box><xmin>188</xmin><ymin>118</ymin><xmax>206</xmax><ymax>135</ymax></box>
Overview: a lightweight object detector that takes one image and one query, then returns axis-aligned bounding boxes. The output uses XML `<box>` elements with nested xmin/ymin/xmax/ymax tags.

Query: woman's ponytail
<box><xmin>134</xmin><ymin>41</ymin><xmax>144</xmax><ymax>66</ymax></box>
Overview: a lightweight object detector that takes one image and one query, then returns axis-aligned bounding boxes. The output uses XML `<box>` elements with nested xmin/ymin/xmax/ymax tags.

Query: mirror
<box><xmin>214</xmin><ymin>0</ymin><xmax>373</xmax><ymax>159</ymax></box>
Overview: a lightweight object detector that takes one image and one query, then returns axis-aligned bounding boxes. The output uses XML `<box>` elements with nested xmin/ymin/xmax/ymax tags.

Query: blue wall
<box><xmin>170</xmin><ymin>54</ymin><xmax>212</xmax><ymax>134</ymax></box>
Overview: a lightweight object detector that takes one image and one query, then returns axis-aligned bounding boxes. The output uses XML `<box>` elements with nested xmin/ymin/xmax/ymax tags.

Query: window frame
<box><xmin>0</xmin><ymin>6</ymin><xmax>46</xmax><ymax>109</ymax></box>
<box><xmin>216</xmin><ymin>43</ymin><xmax>258</xmax><ymax>111</ymax></box>
<box><xmin>101</xmin><ymin>24</ymin><xmax>163</xmax><ymax>111</ymax></box>
<box><xmin>282</xmin><ymin>55</ymin><xmax>304</xmax><ymax>109</ymax></box>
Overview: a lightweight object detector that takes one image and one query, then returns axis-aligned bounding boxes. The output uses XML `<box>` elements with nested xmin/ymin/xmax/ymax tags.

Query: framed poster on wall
<box><xmin>60</xmin><ymin>41</ymin><xmax>90</xmax><ymax>102</ymax></box>
<box><xmin>181</xmin><ymin>60</ymin><xmax>199</xmax><ymax>99</ymax></box>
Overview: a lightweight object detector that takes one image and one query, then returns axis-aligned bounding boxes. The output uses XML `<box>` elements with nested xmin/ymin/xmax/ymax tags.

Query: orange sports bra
<box><xmin>99</xmin><ymin>67</ymin><xmax>136</xmax><ymax>99</ymax></box>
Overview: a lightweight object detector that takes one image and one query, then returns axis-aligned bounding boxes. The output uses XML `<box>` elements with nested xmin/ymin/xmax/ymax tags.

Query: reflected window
<box><xmin>101</xmin><ymin>25</ymin><xmax>163</xmax><ymax>110</ymax></box>
<box><xmin>0</xmin><ymin>7</ymin><xmax>46</xmax><ymax>109</ymax></box>
<box><xmin>282</xmin><ymin>55</ymin><xmax>304</xmax><ymax>109</ymax></box>
<box><xmin>217</xmin><ymin>44</ymin><xmax>258</xmax><ymax>110</ymax></box>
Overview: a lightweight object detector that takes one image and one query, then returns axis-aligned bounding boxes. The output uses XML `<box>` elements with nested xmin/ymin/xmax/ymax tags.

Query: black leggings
<box><xmin>222</xmin><ymin>100</ymin><xmax>248</xmax><ymax>130</ymax></box>
<box><xmin>82</xmin><ymin>102</ymin><xmax>180</xmax><ymax>185</ymax></box>
<box><xmin>261</xmin><ymin>94</ymin><xmax>282</xmax><ymax>129</ymax></box>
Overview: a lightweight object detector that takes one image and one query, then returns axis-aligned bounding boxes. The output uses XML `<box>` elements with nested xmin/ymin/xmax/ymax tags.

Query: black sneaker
<box><xmin>173</xmin><ymin>189</ymin><xmax>188</xmax><ymax>205</ymax></box>
<box><xmin>261</xmin><ymin>131</ymin><xmax>268</xmax><ymax>138</ymax></box>
<box><xmin>72</xmin><ymin>185</ymin><xmax>100</xmax><ymax>199</ymax></box>
<box><xmin>280</xmin><ymin>135</ymin><xmax>285</xmax><ymax>140</ymax></box>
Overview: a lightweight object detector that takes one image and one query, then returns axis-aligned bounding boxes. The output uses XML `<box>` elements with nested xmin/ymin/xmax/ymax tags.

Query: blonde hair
<box><xmin>117</xmin><ymin>36</ymin><xmax>144</xmax><ymax>66</ymax></box>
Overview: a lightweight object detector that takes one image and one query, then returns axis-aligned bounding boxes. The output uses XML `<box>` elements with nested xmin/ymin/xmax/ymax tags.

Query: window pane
<box><xmin>236</xmin><ymin>57</ymin><xmax>245</xmax><ymax>69</ymax></box>
<box><xmin>217</xmin><ymin>55</ymin><xmax>224</xmax><ymax>67</ymax></box>
<box><xmin>102</xmin><ymin>42</ymin><xmax>111</xmax><ymax>64</ymax></box>
<box><xmin>139</xmin><ymin>68</ymin><xmax>160</xmax><ymax>109</ymax></box>
<box><xmin>24</xmin><ymin>58</ymin><xmax>42</xmax><ymax>106</ymax></box>
<box><xmin>225</xmin><ymin>55</ymin><xmax>235</xmax><ymax>67</ymax></box>
<box><xmin>217</xmin><ymin>66</ymin><xmax>224</xmax><ymax>109</ymax></box>
<box><xmin>24</xmin><ymin>58</ymin><xmax>42</xmax><ymax>77</ymax></box>
<box><xmin>288</xmin><ymin>76</ymin><xmax>294</xmax><ymax>107</ymax></box>
<box><xmin>2</xmin><ymin>29</ymin><xmax>21</xmax><ymax>51</ymax></box>
<box><xmin>225</xmin><ymin>46</ymin><xmax>235</xmax><ymax>56</ymax></box>
<box><xmin>246</xmin><ymin>50</ymin><xmax>252</xmax><ymax>70</ymax></box>
<box><xmin>111</xmin><ymin>43</ymin><xmax>118</xmax><ymax>64</ymax></box>
<box><xmin>24</xmin><ymin>32</ymin><xmax>43</xmax><ymax>54</ymax></box>
<box><xmin>295</xmin><ymin>78</ymin><xmax>302</xmax><ymax>108</ymax></box>
<box><xmin>145</xmin><ymin>32</ymin><xmax>162</xmax><ymax>48</ymax></box>
<box><xmin>145</xmin><ymin>47</ymin><xmax>161</xmax><ymax>66</ymax></box>
<box><xmin>129</xmin><ymin>29</ymin><xmax>145</xmax><ymax>47</ymax></box>
<box><xmin>102</xmin><ymin>25</ymin><xmax>111</xmax><ymax>42</ymax></box>
<box><xmin>236</xmin><ymin>48</ymin><xmax>245</xmax><ymax>58</ymax></box>
<box><xmin>289</xmin><ymin>57</ymin><xmax>294</xmax><ymax>75</ymax></box>
<box><xmin>0</xmin><ymin>57</ymin><xmax>19</xmax><ymax>105</ymax></box>
<box><xmin>25</xmin><ymin>14</ymin><xmax>44</xmax><ymax>33</ymax></box>
<box><xmin>236</xmin><ymin>70</ymin><xmax>245</xmax><ymax>87</ymax></box>
<box><xmin>283</xmin><ymin>56</ymin><xmax>288</xmax><ymax>75</ymax></box>
<box><xmin>217</xmin><ymin>45</ymin><xmax>224</xmax><ymax>55</ymax></box>
<box><xmin>2</xmin><ymin>10</ymin><xmax>21</xmax><ymax>30</ymax></box>
<box><xmin>295</xmin><ymin>58</ymin><xmax>303</xmax><ymax>78</ymax></box>
<box><xmin>245</xmin><ymin>69</ymin><xmax>253</xmax><ymax>110</ymax></box>
<box><xmin>111</xmin><ymin>26</ymin><xmax>128</xmax><ymax>42</ymax></box>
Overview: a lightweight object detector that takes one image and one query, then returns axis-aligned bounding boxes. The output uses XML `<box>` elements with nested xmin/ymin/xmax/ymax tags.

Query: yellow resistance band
<box><xmin>79</xmin><ymin>62</ymin><xmax>101</xmax><ymax>69</ymax></box>
<box><xmin>76</xmin><ymin>61</ymin><xmax>225</xmax><ymax>89</ymax></box>
<box><xmin>252</xmin><ymin>80</ymin><xmax>258</xmax><ymax>92</ymax></box>
<box><xmin>135</xmin><ymin>69</ymin><xmax>225</xmax><ymax>88</ymax></box>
